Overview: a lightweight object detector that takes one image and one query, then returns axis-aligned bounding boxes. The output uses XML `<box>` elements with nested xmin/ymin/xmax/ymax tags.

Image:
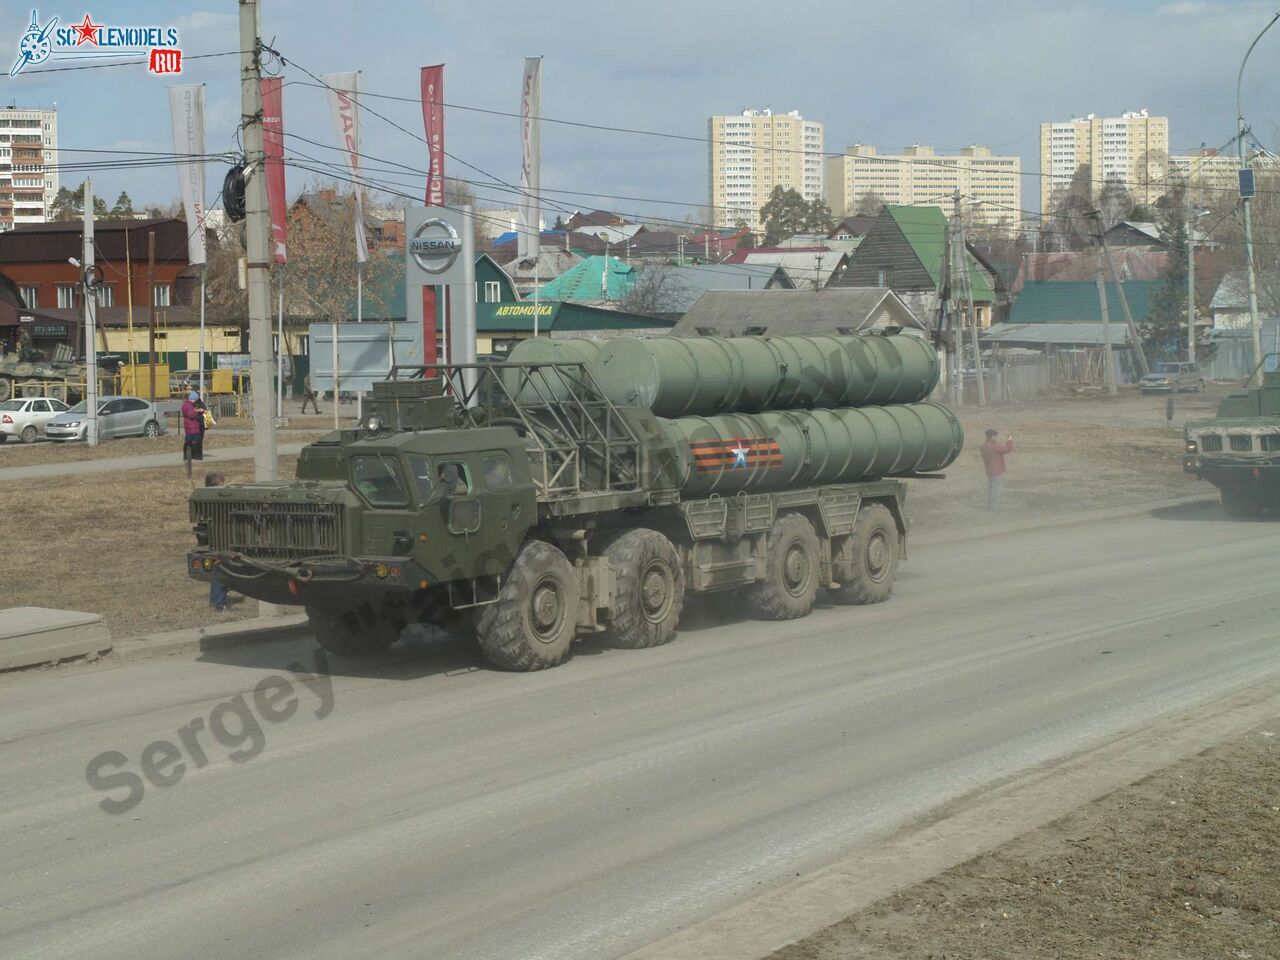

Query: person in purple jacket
<box><xmin>181</xmin><ymin>391</ymin><xmax>202</xmax><ymax>478</ymax></box>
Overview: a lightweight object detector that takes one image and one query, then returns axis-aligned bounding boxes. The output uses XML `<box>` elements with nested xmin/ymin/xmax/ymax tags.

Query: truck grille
<box><xmin>1199</xmin><ymin>434</ymin><xmax>1222</xmax><ymax>452</ymax></box>
<box><xmin>195</xmin><ymin>500</ymin><xmax>345</xmax><ymax>559</ymax></box>
<box><xmin>1229</xmin><ymin>435</ymin><xmax>1254</xmax><ymax>452</ymax></box>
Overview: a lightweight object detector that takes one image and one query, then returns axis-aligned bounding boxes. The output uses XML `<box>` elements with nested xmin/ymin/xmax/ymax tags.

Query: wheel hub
<box><xmin>866</xmin><ymin>532</ymin><xmax>890</xmax><ymax>581</ymax></box>
<box><xmin>784</xmin><ymin>542</ymin><xmax>810</xmax><ymax>594</ymax></box>
<box><xmin>640</xmin><ymin>562</ymin><xmax>672</xmax><ymax>622</ymax></box>
<box><xmin>530</xmin><ymin>581</ymin><xmax>562</xmax><ymax>638</ymax></box>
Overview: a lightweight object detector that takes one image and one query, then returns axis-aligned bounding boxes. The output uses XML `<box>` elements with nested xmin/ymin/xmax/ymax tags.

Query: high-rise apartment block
<box><xmin>0</xmin><ymin>105</ymin><xmax>58</xmax><ymax>231</ymax></box>
<box><xmin>827</xmin><ymin>144</ymin><xmax>1021</xmax><ymax>228</ymax></box>
<box><xmin>1040</xmin><ymin>109</ymin><xmax>1168</xmax><ymax>214</ymax></box>
<box><xmin>708</xmin><ymin>108</ymin><xmax>824</xmax><ymax>231</ymax></box>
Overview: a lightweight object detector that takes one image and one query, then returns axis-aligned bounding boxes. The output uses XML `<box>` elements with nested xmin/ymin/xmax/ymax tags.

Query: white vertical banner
<box><xmin>167</xmin><ymin>84</ymin><xmax>207</xmax><ymax>265</ymax></box>
<box><xmin>323</xmin><ymin>71</ymin><xmax>369</xmax><ymax>263</ymax></box>
<box><xmin>519</xmin><ymin>56</ymin><xmax>542</xmax><ymax>262</ymax></box>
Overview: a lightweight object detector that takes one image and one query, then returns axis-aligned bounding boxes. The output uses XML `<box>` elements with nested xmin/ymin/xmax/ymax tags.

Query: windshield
<box><xmin>351</xmin><ymin>454</ymin><xmax>410</xmax><ymax>507</ymax></box>
<box><xmin>1153</xmin><ymin>363</ymin><xmax>1176</xmax><ymax>374</ymax></box>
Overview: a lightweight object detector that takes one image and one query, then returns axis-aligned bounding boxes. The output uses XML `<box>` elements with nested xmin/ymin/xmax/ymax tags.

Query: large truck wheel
<box><xmin>746</xmin><ymin>512</ymin><xmax>820</xmax><ymax>620</ymax></box>
<box><xmin>598</xmin><ymin>529</ymin><xmax>685</xmax><ymax>648</ymax></box>
<box><xmin>0</xmin><ymin>378</ymin><xmax>11</xmax><ymax>402</ymax></box>
<box><xmin>831</xmin><ymin>502</ymin><xmax>899</xmax><ymax>604</ymax></box>
<box><xmin>476</xmin><ymin>539</ymin><xmax>579</xmax><ymax>671</ymax></box>
<box><xmin>306</xmin><ymin>601</ymin><xmax>401</xmax><ymax>656</ymax></box>
<box><xmin>1221</xmin><ymin>487</ymin><xmax>1265</xmax><ymax>519</ymax></box>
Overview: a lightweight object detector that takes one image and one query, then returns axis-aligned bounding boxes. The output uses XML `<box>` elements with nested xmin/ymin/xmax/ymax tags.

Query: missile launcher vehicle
<box><xmin>188</xmin><ymin>332</ymin><xmax>963</xmax><ymax>671</ymax></box>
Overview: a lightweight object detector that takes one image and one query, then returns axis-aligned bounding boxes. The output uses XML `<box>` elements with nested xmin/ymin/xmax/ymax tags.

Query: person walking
<box><xmin>194</xmin><ymin>397</ymin><xmax>215</xmax><ymax>461</ymax></box>
<box><xmin>300</xmin><ymin>374</ymin><xmax>322</xmax><ymax>415</ymax></box>
<box><xmin>181</xmin><ymin>391</ymin><xmax>202</xmax><ymax>479</ymax></box>
<box><xmin>981</xmin><ymin>428</ymin><xmax>1014</xmax><ymax>512</ymax></box>
<box><xmin>205</xmin><ymin>472</ymin><xmax>232</xmax><ymax>611</ymax></box>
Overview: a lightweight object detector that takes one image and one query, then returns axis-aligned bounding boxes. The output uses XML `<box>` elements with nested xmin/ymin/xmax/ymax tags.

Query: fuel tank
<box><xmin>658</xmin><ymin>401</ymin><xmax>963</xmax><ymax>496</ymax></box>
<box><xmin>592</xmin><ymin>332</ymin><xmax>939</xmax><ymax>417</ymax></box>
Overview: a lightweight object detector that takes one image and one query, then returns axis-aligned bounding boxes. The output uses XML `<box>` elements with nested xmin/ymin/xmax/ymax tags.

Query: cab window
<box><xmin>437</xmin><ymin>460</ymin><xmax>472</xmax><ymax>498</ymax></box>
<box><xmin>406</xmin><ymin>454</ymin><xmax>435</xmax><ymax>504</ymax></box>
<box><xmin>351</xmin><ymin>454</ymin><xmax>410</xmax><ymax>507</ymax></box>
<box><xmin>480</xmin><ymin>453</ymin><xmax>514</xmax><ymax>491</ymax></box>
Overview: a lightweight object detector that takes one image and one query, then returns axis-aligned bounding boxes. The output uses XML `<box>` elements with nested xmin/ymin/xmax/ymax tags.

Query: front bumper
<box><xmin>186</xmin><ymin>550</ymin><xmax>432</xmax><ymax>605</ymax></box>
<box><xmin>44</xmin><ymin>424</ymin><xmax>85</xmax><ymax>440</ymax></box>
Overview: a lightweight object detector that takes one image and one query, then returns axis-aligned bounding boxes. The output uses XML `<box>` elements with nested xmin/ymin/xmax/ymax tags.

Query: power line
<box><xmin>14</xmin><ymin>50</ymin><xmax>245</xmax><ymax>75</ymax></box>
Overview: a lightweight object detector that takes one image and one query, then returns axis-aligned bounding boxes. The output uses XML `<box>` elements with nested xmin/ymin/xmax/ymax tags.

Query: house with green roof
<box><xmin>1005</xmin><ymin>280</ymin><xmax>1154</xmax><ymax>326</ymax></box>
<box><xmin>536</xmin><ymin>255</ymin><xmax>637</xmax><ymax>304</ymax></box>
<box><xmin>831</xmin><ymin>204</ymin><xmax>1001</xmax><ymax>329</ymax></box>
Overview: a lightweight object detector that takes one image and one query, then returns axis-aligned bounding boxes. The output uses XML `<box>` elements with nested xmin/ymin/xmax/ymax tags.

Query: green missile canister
<box><xmin>502</xmin><ymin>337</ymin><xmax>604</xmax><ymax>401</ymax></box>
<box><xmin>592</xmin><ymin>333</ymin><xmax>939</xmax><ymax>416</ymax></box>
<box><xmin>660</xmin><ymin>400</ymin><xmax>963</xmax><ymax>496</ymax></box>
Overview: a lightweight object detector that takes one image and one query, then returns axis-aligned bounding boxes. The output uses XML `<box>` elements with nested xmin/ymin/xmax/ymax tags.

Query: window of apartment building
<box><xmin>19</xmin><ymin>285</ymin><xmax>38</xmax><ymax>307</ymax></box>
<box><xmin>484</xmin><ymin>281</ymin><xmax>501</xmax><ymax>303</ymax></box>
<box><xmin>96</xmin><ymin>285</ymin><xmax>115</xmax><ymax>307</ymax></box>
<box><xmin>152</xmin><ymin>284</ymin><xmax>171</xmax><ymax>307</ymax></box>
<box><xmin>56</xmin><ymin>284</ymin><xmax>76</xmax><ymax>309</ymax></box>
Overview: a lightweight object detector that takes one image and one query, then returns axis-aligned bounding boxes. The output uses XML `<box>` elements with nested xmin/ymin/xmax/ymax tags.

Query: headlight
<box><xmin>1185</xmin><ymin>440</ymin><xmax>1197</xmax><ymax>453</ymax></box>
<box><xmin>64</xmin><ymin>420</ymin><xmax>80</xmax><ymax>427</ymax></box>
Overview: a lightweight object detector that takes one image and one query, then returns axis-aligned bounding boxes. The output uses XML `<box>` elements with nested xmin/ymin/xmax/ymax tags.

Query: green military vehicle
<box><xmin>1184</xmin><ymin>355</ymin><xmax>1280</xmax><ymax>518</ymax></box>
<box><xmin>187</xmin><ymin>332</ymin><xmax>963</xmax><ymax>671</ymax></box>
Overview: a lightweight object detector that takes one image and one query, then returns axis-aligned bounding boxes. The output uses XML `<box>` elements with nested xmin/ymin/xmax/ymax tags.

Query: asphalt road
<box><xmin>2</xmin><ymin>502</ymin><xmax>1278</xmax><ymax>960</ymax></box>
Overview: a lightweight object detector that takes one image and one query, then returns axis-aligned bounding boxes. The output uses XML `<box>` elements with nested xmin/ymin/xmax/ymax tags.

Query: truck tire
<box><xmin>831</xmin><ymin>502</ymin><xmax>899</xmax><ymax>604</ymax></box>
<box><xmin>476</xmin><ymin>539</ymin><xmax>579</xmax><ymax>671</ymax></box>
<box><xmin>1221</xmin><ymin>487</ymin><xmax>1265</xmax><ymax>519</ymax></box>
<box><xmin>0</xmin><ymin>378</ymin><xmax>11</xmax><ymax>402</ymax></box>
<box><xmin>746</xmin><ymin>512</ymin><xmax>820</xmax><ymax>620</ymax></box>
<box><xmin>598</xmin><ymin>529</ymin><xmax>685</xmax><ymax>648</ymax></box>
<box><xmin>306</xmin><ymin>601</ymin><xmax>400</xmax><ymax>656</ymax></box>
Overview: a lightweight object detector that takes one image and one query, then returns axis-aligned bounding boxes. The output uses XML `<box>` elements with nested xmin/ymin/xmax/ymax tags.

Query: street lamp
<box><xmin>1235</xmin><ymin>7</ymin><xmax>1280</xmax><ymax>368</ymax></box>
<box><xmin>1187</xmin><ymin>207</ymin><xmax>1210</xmax><ymax>363</ymax></box>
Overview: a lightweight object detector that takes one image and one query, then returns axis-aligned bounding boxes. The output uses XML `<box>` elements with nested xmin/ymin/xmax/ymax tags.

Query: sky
<box><xmin>3</xmin><ymin>0</ymin><xmax>1280</xmax><ymax>230</ymax></box>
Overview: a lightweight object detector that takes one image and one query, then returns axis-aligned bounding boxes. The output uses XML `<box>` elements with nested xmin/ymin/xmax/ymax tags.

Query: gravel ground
<box><xmin>770</xmin><ymin>719</ymin><xmax>1280</xmax><ymax>960</ymax></box>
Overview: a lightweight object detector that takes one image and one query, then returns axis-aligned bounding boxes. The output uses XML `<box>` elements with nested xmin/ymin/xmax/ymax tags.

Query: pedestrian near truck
<box><xmin>981</xmin><ymin>429</ymin><xmax>1014</xmax><ymax>512</ymax></box>
<box><xmin>181</xmin><ymin>391</ymin><xmax>202</xmax><ymax>479</ymax></box>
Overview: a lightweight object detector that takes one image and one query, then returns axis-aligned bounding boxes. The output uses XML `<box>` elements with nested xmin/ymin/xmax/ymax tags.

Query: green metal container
<box><xmin>502</xmin><ymin>338</ymin><xmax>604</xmax><ymax>401</ymax></box>
<box><xmin>660</xmin><ymin>401</ymin><xmax>963</xmax><ymax>496</ymax></box>
<box><xmin>592</xmin><ymin>333</ymin><xmax>939</xmax><ymax>416</ymax></box>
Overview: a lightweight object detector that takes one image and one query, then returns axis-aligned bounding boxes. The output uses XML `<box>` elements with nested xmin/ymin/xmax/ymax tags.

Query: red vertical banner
<box><xmin>422</xmin><ymin>288</ymin><xmax>438</xmax><ymax>365</ymax></box>
<box><xmin>420</xmin><ymin>64</ymin><xmax>445</xmax><ymax>205</ymax></box>
<box><xmin>260</xmin><ymin>77</ymin><xmax>288</xmax><ymax>264</ymax></box>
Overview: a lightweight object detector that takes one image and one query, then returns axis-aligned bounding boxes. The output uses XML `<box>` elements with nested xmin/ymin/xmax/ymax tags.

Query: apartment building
<box><xmin>708</xmin><ymin>108</ymin><xmax>824</xmax><ymax>232</ymax></box>
<box><xmin>1166</xmin><ymin>147</ymin><xmax>1271</xmax><ymax>208</ymax></box>
<box><xmin>826</xmin><ymin>144</ymin><xmax>1021</xmax><ymax>228</ymax></box>
<box><xmin>1040</xmin><ymin>109</ymin><xmax>1169</xmax><ymax>215</ymax></box>
<box><xmin>0</xmin><ymin>105</ymin><xmax>58</xmax><ymax>231</ymax></box>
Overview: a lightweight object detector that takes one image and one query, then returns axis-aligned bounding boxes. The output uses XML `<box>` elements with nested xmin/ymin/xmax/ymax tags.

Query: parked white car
<box><xmin>44</xmin><ymin>396</ymin><xmax>167</xmax><ymax>442</ymax></box>
<box><xmin>0</xmin><ymin>397</ymin><xmax>70</xmax><ymax>444</ymax></box>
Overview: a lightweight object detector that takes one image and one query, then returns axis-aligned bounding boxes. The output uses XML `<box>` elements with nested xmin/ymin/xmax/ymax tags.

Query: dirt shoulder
<box><xmin>906</xmin><ymin>387</ymin><xmax>1221</xmax><ymax>533</ymax></box>
<box><xmin>770</xmin><ymin>717</ymin><xmax>1280</xmax><ymax>960</ymax></box>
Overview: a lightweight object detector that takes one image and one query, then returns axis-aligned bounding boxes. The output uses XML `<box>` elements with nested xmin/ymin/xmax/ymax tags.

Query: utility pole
<box><xmin>82</xmin><ymin>178</ymin><xmax>98</xmax><ymax>446</ymax></box>
<box><xmin>239</xmin><ymin>0</ymin><xmax>280</xmax><ymax>619</ymax></box>
<box><xmin>1186</xmin><ymin>205</ymin><xmax>1197</xmax><ymax>363</ymax></box>
<box><xmin>147</xmin><ymin>230</ymin><xmax>156</xmax><ymax>404</ymax></box>
<box><xmin>953</xmin><ymin>195</ymin><xmax>986</xmax><ymax>406</ymax></box>
<box><xmin>942</xmin><ymin>196</ymin><xmax>960</xmax><ymax>406</ymax></box>
<box><xmin>1091</xmin><ymin>211</ymin><xmax>1150</xmax><ymax>377</ymax></box>
<box><xmin>1095</xmin><ymin>274</ymin><xmax>1117</xmax><ymax>395</ymax></box>
<box><xmin>239</xmin><ymin>0</ymin><xmax>277</xmax><ymax>479</ymax></box>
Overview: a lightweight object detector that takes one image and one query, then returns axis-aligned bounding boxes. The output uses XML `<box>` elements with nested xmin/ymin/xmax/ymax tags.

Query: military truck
<box><xmin>1184</xmin><ymin>355</ymin><xmax>1280</xmax><ymax>518</ymax></box>
<box><xmin>0</xmin><ymin>340</ymin><xmax>89</xmax><ymax>404</ymax></box>
<box><xmin>187</xmin><ymin>332</ymin><xmax>963</xmax><ymax>671</ymax></box>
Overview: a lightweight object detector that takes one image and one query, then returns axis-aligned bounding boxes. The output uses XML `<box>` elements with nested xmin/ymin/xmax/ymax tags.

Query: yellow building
<box><xmin>708</xmin><ymin>108</ymin><xmax>824</xmax><ymax>232</ymax></box>
<box><xmin>1167</xmin><ymin>148</ymin><xmax>1262</xmax><ymax>208</ymax></box>
<box><xmin>826</xmin><ymin>144</ymin><xmax>1021</xmax><ymax>228</ymax></box>
<box><xmin>1040</xmin><ymin>110</ymin><xmax>1169</xmax><ymax>215</ymax></box>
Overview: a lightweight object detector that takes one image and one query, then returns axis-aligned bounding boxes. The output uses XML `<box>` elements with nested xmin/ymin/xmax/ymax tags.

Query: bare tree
<box><xmin>854</xmin><ymin>191</ymin><xmax>886</xmax><ymax>216</ymax></box>
<box><xmin>619</xmin><ymin>265</ymin><xmax>691</xmax><ymax>317</ymax></box>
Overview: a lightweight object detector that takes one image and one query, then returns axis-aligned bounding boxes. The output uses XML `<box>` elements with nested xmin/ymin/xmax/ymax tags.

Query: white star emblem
<box><xmin>731</xmin><ymin>444</ymin><xmax>750</xmax><ymax>467</ymax></box>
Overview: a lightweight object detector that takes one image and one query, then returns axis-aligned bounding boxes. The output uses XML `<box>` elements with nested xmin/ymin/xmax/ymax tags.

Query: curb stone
<box><xmin>114</xmin><ymin>613</ymin><xmax>310</xmax><ymax>663</ymax></box>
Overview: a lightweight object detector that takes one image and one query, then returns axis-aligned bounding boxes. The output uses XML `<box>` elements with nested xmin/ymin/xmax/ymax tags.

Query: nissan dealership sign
<box><xmin>406</xmin><ymin>207</ymin><xmax>470</xmax><ymax>286</ymax></box>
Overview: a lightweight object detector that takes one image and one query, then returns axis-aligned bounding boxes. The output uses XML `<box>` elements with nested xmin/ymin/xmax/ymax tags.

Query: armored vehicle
<box><xmin>0</xmin><ymin>341</ymin><xmax>88</xmax><ymax>404</ymax></box>
<box><xmin>1184</xmin><ymin>355</ymin><xmax>1280</xmax><ymax>517</ymax></box>
<box><xmin>188</xmin><ymin>332</ymin><xmax>963</xmax><ymax>671</ymax></box>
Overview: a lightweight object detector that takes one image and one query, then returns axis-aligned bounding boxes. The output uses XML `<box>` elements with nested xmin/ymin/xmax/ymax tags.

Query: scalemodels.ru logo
<box><xmin>9</xmin><ymin>8</ymin><xmax>183</xmax><ymax>77</ymax></box>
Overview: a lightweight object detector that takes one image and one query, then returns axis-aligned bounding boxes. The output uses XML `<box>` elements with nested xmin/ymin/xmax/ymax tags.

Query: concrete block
<box><xmin>0</xmin><ymin>607</ymin><xmax>112</xmax><ymax>671</ymax></box>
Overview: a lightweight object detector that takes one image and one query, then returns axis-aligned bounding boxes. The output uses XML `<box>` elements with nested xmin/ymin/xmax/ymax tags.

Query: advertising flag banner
<box><xmin>518</xmin><ymin>57</ymin><xmax>541</xmax><ymax>261</ymax></box>
<box><xmin>421</xmin><ymin>64</ymin><xmax>445</xmax><ymax>206</ymax></box>
<box><xmin>261</xmin><ymin>76</ymin><xmax>287</xmax><ymax>264</ymax></box>
<box><xmin>323</xmin><ymin>71</ymin><xmax>369</xmax><ymax>263</ymax></box>
<box><xmin>167</xmin><ymin>84</ymin><xmax>207</xmax><ymax>265</ymax></box>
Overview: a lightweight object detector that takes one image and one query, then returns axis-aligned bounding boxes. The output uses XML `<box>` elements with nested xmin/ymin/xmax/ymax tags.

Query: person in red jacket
<box><xmin>981</xmin><ymin>428</ymin><xmax>1014</xmax><ymax>512</ymax></box>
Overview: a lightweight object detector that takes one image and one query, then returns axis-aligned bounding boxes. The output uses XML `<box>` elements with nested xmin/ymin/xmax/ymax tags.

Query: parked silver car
<box><xmin>1139</xmin><ymin>362</ymin><xmax>1205</xmax><ymax>394</ymax></box>
<box><xmin>0</xmin><ymin>396</ymin><xmax>70</xmax><ymax>443</ymax></box>
<box><xmin>44</xmin><ymin>396</ymin><xmax>167</xmax><ymax>442</ymax></box>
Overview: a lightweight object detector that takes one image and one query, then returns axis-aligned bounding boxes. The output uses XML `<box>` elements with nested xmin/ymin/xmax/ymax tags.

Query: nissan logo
<box><xmin>410</xmin><ymin>217</ymin><xmax>462</xmax><ymax>274</ymax></box>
